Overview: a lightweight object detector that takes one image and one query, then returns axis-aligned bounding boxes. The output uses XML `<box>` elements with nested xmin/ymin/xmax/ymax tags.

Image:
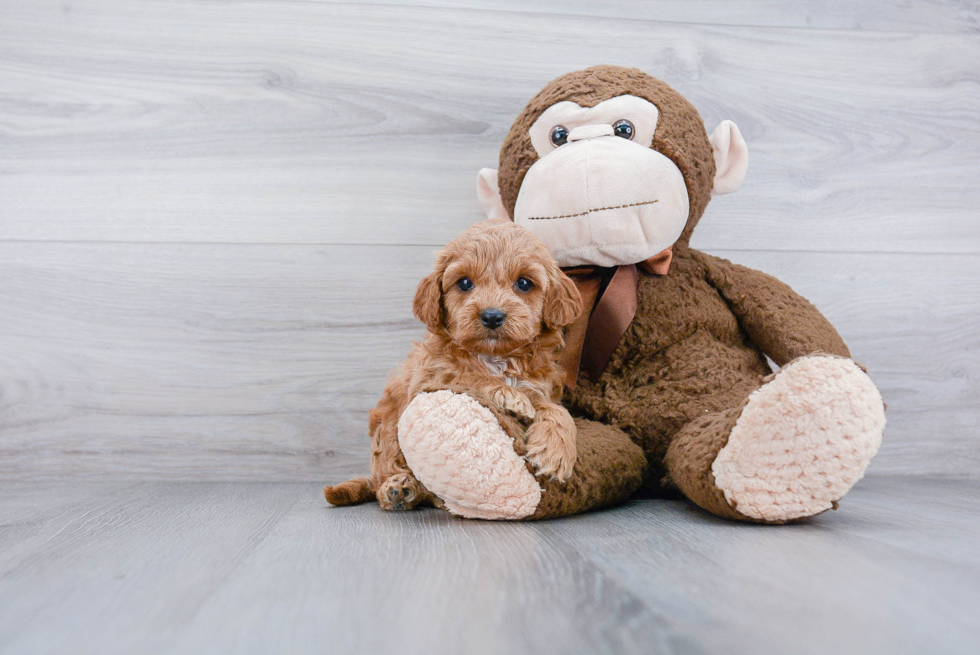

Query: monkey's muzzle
<box><xmin>513</xmin><ymin>132</ymin><xmax>689</xmax><ymax>268</ymax></box>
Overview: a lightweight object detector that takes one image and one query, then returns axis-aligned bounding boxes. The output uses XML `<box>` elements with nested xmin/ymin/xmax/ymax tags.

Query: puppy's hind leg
<box><xmin>324</xmin><ymin>477</ymin><xmax>375</xmax><ymax>506</ymax></box>
<box><xmin>377</xmin><ymin>472</ymin><xmax>429</xmax><ymax>511</ymax></box>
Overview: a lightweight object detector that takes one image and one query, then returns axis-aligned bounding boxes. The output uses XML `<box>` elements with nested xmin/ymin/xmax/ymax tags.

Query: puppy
<box><xmin>324</xmin><ymin>219</ymin><xmax>583</xmax><ymax>511</ymax></box>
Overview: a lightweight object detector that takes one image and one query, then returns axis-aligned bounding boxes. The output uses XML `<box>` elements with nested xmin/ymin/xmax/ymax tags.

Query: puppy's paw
<box><xmin>377</xmin><ymin>473</ymin><xmax>425</xmax><ymax>511</ymax></box>
<box><xmin>491</xmin><ymin>386</ymin><xmax>536</xmax><ymax>420</ymax></box>
<box><xmin>526</xmin><ymin>416</ymin><xmax>577</xmax><ymax>482</ymax></box>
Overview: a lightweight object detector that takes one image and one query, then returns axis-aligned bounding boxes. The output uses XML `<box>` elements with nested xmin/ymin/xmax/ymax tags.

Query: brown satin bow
<box><xmin>558</xmin><ymin>246</ymin><xmax>673</xmax><ymax>388</ymax></box>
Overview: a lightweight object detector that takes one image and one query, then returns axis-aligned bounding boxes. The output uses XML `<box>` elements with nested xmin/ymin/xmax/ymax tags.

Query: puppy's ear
<box><xmin>413</xmin><ymin>271</ymin><xmax>443</xmax><ymax>330</ymax></box>
<box><xmin>543</xmin><ymin>269</ymin><xmax>583</xmax><ymax>329</ymax></box>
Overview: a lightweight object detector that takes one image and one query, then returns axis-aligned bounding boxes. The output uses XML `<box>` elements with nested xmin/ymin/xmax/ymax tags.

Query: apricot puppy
<box><xmin>325</xmin><ymin>219</ymin><xmax>583</xmax><ymax>511</ymax></box>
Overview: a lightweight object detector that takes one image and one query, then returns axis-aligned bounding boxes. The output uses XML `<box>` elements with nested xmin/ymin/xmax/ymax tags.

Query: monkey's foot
<box><xmin>398</xmin><ymin>391</ymin><xmax>542</xmax><ymax>520</ymax></box>
<box><xmin>712</xmin><ymin>355</ymin><xmax>886</xmax><ymax>522</ymax></box>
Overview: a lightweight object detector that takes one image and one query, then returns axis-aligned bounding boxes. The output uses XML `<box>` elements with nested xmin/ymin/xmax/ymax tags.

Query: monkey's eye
<box><xmin>613</xmin><ymin>119</ymin><xmax>635</xmax><ymax>140</ymax></box>
<box><xmin>514</xmin><ymin>277</ymin><xmax>533</xmax><ymax>293</ymax></box>
<box><xmin>456</xmin><ymin>277</ymin><xmax>474</xmax><ymax>292</ymax></box>
<box><xmin>550</xmin><ymin>125</ymin><xmax>569</xmax><ymax>147</ymax></box>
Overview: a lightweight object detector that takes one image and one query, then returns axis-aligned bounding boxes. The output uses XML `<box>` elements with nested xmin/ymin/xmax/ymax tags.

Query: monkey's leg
<box><xmin>398</xmin><ymin>390</ymin><xmax>543</xmax><ymax>520</ymax></box>
<box><xmin>398</xmin><ymin>391</ymin><xmax>645</xmax><ymax>520</ymax></box>
<box><xmin>665</xmin><ymin>355</ymin><xmax>886</xmax><ymax>523</ymax></box>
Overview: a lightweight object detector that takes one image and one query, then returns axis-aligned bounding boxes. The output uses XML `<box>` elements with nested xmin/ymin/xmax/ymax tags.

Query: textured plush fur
<box><xmin>498</xmin><ymin>65</ymin><xmax>716</xmax><ymax>248</ymax></box>
<box><xmin>324</xmin><ymin>219</ymin><xmax>584</xmax><ymax>511</ymax></box>
<box><xmin>566</xmin><ymin>246</ymin><xmax>851</xmax><ymax>496</ymax></box>
<box><xmin>563</xmin><ymin>241</ymin><xmax>872</xmax><ymax>521</ymax></box>
<box><xmin>397</xmin><ymin>390</ymin><xmax>544</xmax><ymax>519</ymax></box>
<box><xmin>493</xmin><ymin>66</ymin><xmax>884</xmax><ymax>522</ymax></box>
<box><xmin>710</xmin><ymin>356</ymin><xmax>885</xmax><ymax>521</ymax></box>
<box><xmin>398</xmin><ymin>390</ymin><xmax>648</xmax><ymax>520</ymax></box>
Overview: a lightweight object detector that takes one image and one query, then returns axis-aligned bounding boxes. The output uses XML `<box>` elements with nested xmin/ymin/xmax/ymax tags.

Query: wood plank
<box><xmin>813</xmin><ymin>477</ymin><xmax>980</xmax><ymax>569</ymax></box>
<box><xmin>168</xmin><ymin>484</ymin><xmax>672</xmax><ymax>655</ymax></box>
<box><xmin>1</xmin><ymin>1</ymin><xmax>978</xmax><ymax>253</ymax></box>
<box><xmin>319</xmin><ymin>0</ymin><xmax>980</xmax><ymax>34</ymax></box>
<box><xmin>0</xmin><ymin>243</ymin><xmax>975</xmax><ymax>479</ymax></box>
<box><xmin>0</xmin><ymin>481</ymin><xmax>140</xmax><ymax>578</ymax></box>
<box><xmin>0</xmin><ymin>243</ymin><xmax>429</xmax><ymax>481</ymax></box>
<box><xmin>0</xmin><ymin>482</ymin><xmax>300</xmax><ymax>655</ymax></box>
<box><xmin>541</xmin><ymin>478</ymin><xmax>980</xmax><ymax>655</ymax></box>
<box><xmin>0</xmin><ymin>479</ymin><xmax>977</xmax><ymax>654</ymax></box>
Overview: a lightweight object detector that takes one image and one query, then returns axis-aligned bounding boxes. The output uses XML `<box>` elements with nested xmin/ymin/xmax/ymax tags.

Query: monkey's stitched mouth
<box><xmin>526</xmin><ymin>199</ymin><xmax>658</xmax><ymax>221</ymax></box>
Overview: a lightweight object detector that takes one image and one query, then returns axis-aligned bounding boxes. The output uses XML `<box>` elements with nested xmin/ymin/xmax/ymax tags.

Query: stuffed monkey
<box><xmin>399</xmin><ymin>66</ymin><xmax>885</xmax><ymax>523</ymax></box>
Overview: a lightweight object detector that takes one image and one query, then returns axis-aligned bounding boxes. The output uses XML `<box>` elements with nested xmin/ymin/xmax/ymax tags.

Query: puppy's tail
<box><xmin>324</xmin><ymin>477</ymin><xmax>375</xmax><ymax>506</ymax></box>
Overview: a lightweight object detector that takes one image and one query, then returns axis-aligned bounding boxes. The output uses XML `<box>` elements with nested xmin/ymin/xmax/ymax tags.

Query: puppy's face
<box><xmin>414</xmin><ymin>220</ymin><xmax>582</xmax><ymax>356</ymax></box>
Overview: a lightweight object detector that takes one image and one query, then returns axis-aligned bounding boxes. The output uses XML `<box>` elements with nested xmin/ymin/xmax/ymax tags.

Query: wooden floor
<box><xmin>1</xmin><ymin>476</ymin><xmax>977</xmax><ymax>654</ymax></box>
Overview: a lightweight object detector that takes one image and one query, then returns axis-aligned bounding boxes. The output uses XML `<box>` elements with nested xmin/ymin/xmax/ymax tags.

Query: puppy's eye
<box><xmin>456</xmin><ymin>277</ymin><xmax>474</xmax><ymax>292</ymax></box>
<box><xmin>613</xmin><ymin>119</ymin><xmax>634</xmax><ymax>140</ymax></box>
<box><xmin>550</xmin><ymin>125</ymin><xmax>569</xmax><ymax>147</ymax></box>
<box><xmin>514</xmin><ymin>277</ymin><xmax>533</xmax><ymax>293</ymax></box>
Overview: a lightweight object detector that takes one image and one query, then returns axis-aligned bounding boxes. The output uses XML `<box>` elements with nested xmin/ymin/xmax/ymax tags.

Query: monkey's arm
<box><xmin>693</xmin><ymin>251</ymin><xmax>850</xmax><ymax>366</ymax></box>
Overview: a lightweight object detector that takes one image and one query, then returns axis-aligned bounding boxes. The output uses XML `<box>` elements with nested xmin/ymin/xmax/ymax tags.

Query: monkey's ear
<box><xmin>413</xmin><ymin>271</ymin><xmax>443</xmax><ymax>331</ymax></box>
<box><xmin>476</xmin><ymin>168</ymin><xmax>510</xmax><ymax>220</ymax></box>
<box><xmin>709</xmin><ymin>121</ymin><xmax>749</xmax><ymax>195</ymax></box>
<box><xmin>543</xmin><ymin>270</ymin><xmax>583</xmax><ymax>330</ymax></box>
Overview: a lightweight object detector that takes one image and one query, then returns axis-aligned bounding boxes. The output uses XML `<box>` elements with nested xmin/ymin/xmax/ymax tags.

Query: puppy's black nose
<box><xmin>480</xmin><ymin>308</ymin><xmax>506</xmax><ymax>329</ymax></box>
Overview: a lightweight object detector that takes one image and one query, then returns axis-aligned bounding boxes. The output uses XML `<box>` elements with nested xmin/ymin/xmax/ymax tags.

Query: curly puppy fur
<box><xmin>325</xmin><ymin>219</ymin><xmax>584</xmax><ymax>511</ymax></box>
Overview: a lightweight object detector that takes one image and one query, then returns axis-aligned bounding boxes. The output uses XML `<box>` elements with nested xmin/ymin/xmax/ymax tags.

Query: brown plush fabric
<box><xmin>490</xmin><ymin>66</ymin><xmax>858</xmax><ymax>522</ymax></box>
<box><xmin>497</xmin><ymin>65</ymin><xmax>716</xmax><ymax>245</ymax></box>
<box><xmin>462</xmin><ymin>388</ymin><xmax>645</xmax><ymax>520</ymax></box>
<box><xmin>528</xmin><ymin>419</ymin><xmax>646</xmax><ymax>520</ymax></box>
<box><xmin>565</xmin><ymin>246</ymin><xmax>769</xmax><ymax>488</ymax></box>
<box><xmin>564</xmin><ymin>244</ymin><xmax>851</xmax><ymax>510</ymax></box>
<box><xmin>693</xmin><ymin>251</ymin><xmax>850</xmax><ymax>365</ymax></box>
<box><xmin>663</xmin><ymin>405</ymin><xmax>754</xmax><ymax>522</ymax></box>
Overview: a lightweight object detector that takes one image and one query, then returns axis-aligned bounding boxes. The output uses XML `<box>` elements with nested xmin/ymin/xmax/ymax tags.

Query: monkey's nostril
<box><xmin>480</xmin><ymin>308</ymin><xmax>506</xmax><ymax>329</ymax></box>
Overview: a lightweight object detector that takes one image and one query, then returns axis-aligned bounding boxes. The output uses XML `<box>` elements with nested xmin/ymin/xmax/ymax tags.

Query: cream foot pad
<box><xmin>398</xmin><ymin>390</ymin><xmax>541</xmax><ymax>520</ymax></box>
<box><xmin>712</xmin><ymin>356</ymin><xmax>886</xmax><ymax>521</ymax></box>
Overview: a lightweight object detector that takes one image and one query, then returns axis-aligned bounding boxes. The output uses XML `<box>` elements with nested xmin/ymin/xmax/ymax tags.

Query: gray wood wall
<box><xmin>1</xmin><ymin>0</ymin><xmax>978</xmax><ymax>480</ymax></box>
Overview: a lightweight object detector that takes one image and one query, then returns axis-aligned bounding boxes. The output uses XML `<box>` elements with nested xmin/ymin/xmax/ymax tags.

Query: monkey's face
<box><xmin>514</xmin><ymin>95</ymin><xmax>688</xmax><ymax>267</ymax></box>
<box><xmin>476</xmin><ymin>67</ymin><xmax>749</xmax><ymax>269</ymax></box>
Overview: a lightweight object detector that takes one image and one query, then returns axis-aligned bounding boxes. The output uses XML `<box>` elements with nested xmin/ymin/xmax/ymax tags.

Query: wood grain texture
<box><xmin>541</xmin><ymin>477</ymin><xmax>980</xmax><ymax>654</ymax></box>
<box><xmin>0</xmin><ymin>478</ymin><xmax>977</xmax><ymax>654</ymax></box>
<box><xmin>0</xmin><ymin>482</ymin><xmax>301</xmax><ymax>655</ymax></box>
<box><xmin>323</xmin><ymin>0</ymin><xmax>980</xmax><ymax>34</ymax></box>
<box><xmin>0</xmin><ymin>1</ymin><xmax>977</xmax><ymax>481</ymax></box>
<box><xmin>0</xmin><ymin>243</ymin><xmax>426</xmax><ymax>480</ymax></box>
<box><xmin>0</xmin><ymin>1</ymin><xmax>978</xmax><ymax>253</ymax></box>
<box><xmin>0</xmin><ymin>243</ymin><xmax>976</xmax><ymax>479</ymax></box>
